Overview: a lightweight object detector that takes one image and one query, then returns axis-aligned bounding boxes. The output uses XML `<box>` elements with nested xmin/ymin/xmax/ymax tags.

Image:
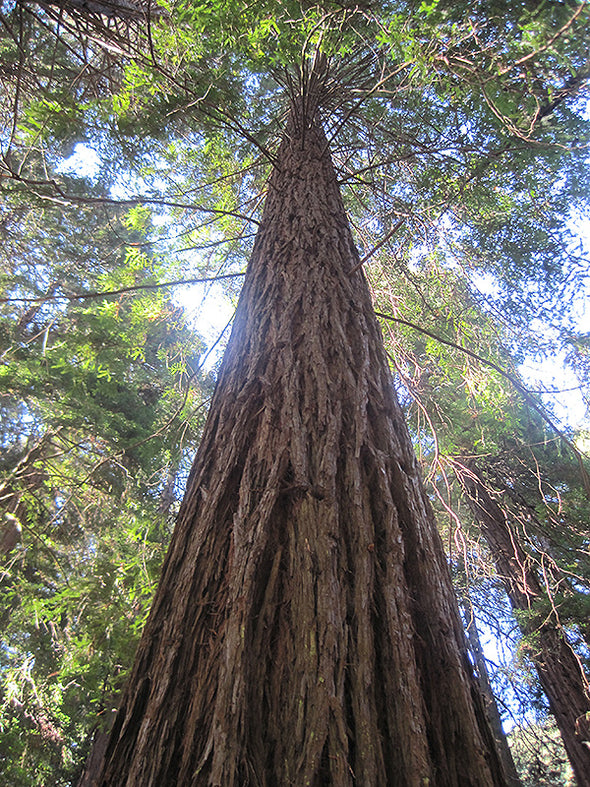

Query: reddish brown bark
<box><xmin>454</xmin><ymin>460</ymin><xmax>590</xmax><ymax>787</ymax></box>
<box><xmin>97</xmin><ymin>104</ymin><xmax>506</xmax><ymax>785</ymax></box>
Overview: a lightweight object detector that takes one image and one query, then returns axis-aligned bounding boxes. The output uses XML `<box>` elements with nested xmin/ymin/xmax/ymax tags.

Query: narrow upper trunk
<box><xmin>0</xmin><ymin>436</ymin><xmax>50</xmax><ymax>554</ymax></box>
<box><xmin>460</xmin><ymin>596</ymin><xmax>522</xmax><ymax>787</ymax></box>
<box><xmin>454</xmin><ymin>460</ymin><xmax>590</xmax><ymax>787</ymax></box>
<box><xmin>97</xmin><ymin>107</ymin><xmax>506</xmax><ymax>786</ymax></box>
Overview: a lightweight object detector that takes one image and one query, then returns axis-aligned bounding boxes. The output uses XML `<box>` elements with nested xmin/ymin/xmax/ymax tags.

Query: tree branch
<box><xmin>375</xmin><ymin>311</ymin><xmax>590</xmax><ymax>495</ymax></box>
<box><xmin>0</xmin><ymin>273</ymin><xmax>246</xmax><ymax>305</ymax></box>
<box><xmin>0</xmin><ymin>169</ymin><xmax>260</xmax><ymax>225</ymax></box>
<box><xmin>498</xmin><ymin>3</ymin><xmax>588</xmax><ymax>76</ymax></box>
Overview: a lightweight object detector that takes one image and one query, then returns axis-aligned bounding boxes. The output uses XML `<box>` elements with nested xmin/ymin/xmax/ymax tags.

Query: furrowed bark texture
<box><xmin>98</xmin><ymin>113</ymin><xmax>506</xmax><ymax>786</ymax></box>
<box><xmin>455</xmin><ymin>462</ymin><xmax>590</xmax><ymax>787</ymax></box>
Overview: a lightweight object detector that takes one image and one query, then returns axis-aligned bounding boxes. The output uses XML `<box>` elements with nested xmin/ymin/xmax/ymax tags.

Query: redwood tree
<box><xmin>453</xmin><ymin>460</ymin><xmax>590</xmax><ymax>787</ymax></box>
<box><xmin>97</xmin><ymin>76</ymin><xmax>506</xmax><ymax>785</ymax></box>
<box><xmin>2</xmin><ymin>1</ymin><xmax>590</xmax><ymax>783</ymax></box>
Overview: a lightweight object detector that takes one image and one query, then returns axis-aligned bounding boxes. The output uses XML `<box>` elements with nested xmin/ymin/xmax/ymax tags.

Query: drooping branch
<box><xmin>33</xmin><ymin>0</ymin><xmax>167</xmax><ymax>21</ymax></box>
<box><xmin>0</xmin><ymin>272</ymin><xmax>246</xmax><ymax>304</ymax></box>
<box><xmin>375</xmin><ymin>311</ymin><xmax>590</xmax><ymax>496</ymax></box>
<box><xmin>0</xmin><ymin>169</ymin><xmax>261</xmax><ymax>225</ymax></box>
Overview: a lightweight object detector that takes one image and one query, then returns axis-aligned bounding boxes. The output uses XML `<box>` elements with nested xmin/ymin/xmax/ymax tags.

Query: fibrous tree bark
<box><xmin>97</xmin><ymin>82</ymin><xmax>507</xmax><ymax>785</ymax></box>
<box><xmin>454</xmin><ymin>460</ymin><xmax>590</xmax><ymax>787</ymax></box>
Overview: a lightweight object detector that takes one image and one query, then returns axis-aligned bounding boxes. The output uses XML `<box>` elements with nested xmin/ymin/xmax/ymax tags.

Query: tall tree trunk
<box><xmin>97</xmin><ymin>103</ymin><xmax>506</xmax><ymax>786</ymax></box>
<box><xmin>459</xmin><ymin>595</ymin><xmax>522</xmax><ymax>787</ymax></box>
<box><xmin>454</xmin><ymin>460</ymin><xmax>590</xmax><ymax>787</ymax></box>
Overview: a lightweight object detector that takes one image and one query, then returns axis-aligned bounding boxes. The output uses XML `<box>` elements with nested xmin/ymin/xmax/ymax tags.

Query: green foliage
<box><xmin>509</xmin><ymin>722</ymin><xmax>575</xmax><ymax>786</ymax></box>
<box><xmin>0</xmin><ymin>504</ymin><xmax>166</xmax><ymax>785</ymax></box>
<box><xmin>0</xmin><ymin>191</ymin><xmax>212</xmax><ymax>781</ymax></box>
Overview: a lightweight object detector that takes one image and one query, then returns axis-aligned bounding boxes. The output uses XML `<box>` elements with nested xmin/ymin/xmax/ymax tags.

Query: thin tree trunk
<box><xmin>77</xmin><ymin>730</ymin><xmax>111</xmax><ymax>787</ymax></box>
<box><xmin>454</xmin><ymin>460</ymin><xmax>590</xmax><ymax>787</ymax></box>
<box><xmin>460</xmin><ymin>595</ymin><xmax>522</xmax><ymax>787</ymax></box>
<box><xmin>98</xmin><ymin>103</ymin><xmax>506</xmax><ymax>785</ymax></box>
<box><xmin>0</xmin><ymin>434</ymin><xmax>51</xmax><ymax>553</ymax></box>
<box><xmin>157</xmin><ymin>462</ymin><xmax>178</xmax><ymax>520</ymax></box>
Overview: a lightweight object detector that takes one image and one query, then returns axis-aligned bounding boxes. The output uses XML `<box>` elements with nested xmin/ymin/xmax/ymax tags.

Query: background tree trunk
<box><xmin>460</xmin><ymin>595</ymin><xmax>522</xmax><ymax>787</ymax></box>
<box><xmin>0</xmin><ymin>435</ymin><xmax>51</xmax><ymax>554</ymax></box>
<box><xmin>454</xmin><ymin>460</ymin><xmax>590</xmax><ymax>786</ymax></box>
<box><xmin>98</xmin><ymin>106</ymin><xmax>506</xmax><ymax>786</ymax></box>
